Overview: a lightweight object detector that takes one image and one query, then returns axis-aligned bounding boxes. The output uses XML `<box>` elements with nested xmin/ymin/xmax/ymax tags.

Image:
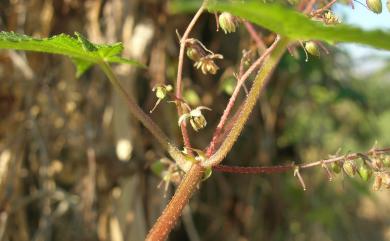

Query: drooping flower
<box><xmin>178</xmin><ymin>106</ymin><xmax>211</xmax><ymax>131</ymax></box>
<box><xmin>218</xmin><ymin>12</ymin><xmax>238</xmax><ymax>34</ymax></box>
<box><xmin>366</xmin><ymin>0</ymin><xmax>382</xmax><ymax>14</ymax></box>
<box><xmin>305</xmin><ymin>41</ymin><xmax>320</xmax><ymax>57</ymax></box>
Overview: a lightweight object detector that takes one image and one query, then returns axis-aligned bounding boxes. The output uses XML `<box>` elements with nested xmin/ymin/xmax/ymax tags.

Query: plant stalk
<box><xmin>145</xmin><ymin>164</ymin><xmax>204</xmax><ymax>241</ymax></box>
<box><xmin>202</xmin><ymin>36</ymin><xmax>290</xmax><ymax>167</ymax></box>
<box><xmin>98</xmin><ymin>61</ymin><xmax>186</xmax><ymax>164</ymax></box>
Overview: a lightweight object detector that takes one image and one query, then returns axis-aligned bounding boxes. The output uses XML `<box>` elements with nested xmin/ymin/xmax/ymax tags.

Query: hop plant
<box><xmin>194</xmin><ymin>56</ymin><xmax>222</xmax><ymax>75</ymax></box>
<box><xmin>185</xmin><ymin>38</ymin><xmax>223</xmax><ymax>75</ymax></box>
<box><xmin>305</xmin><ymin>41</ymin><xmax>320</xmax><ymax>57</ymax></box>
<box><xmin>343</xmin><ymin>160</ymin><xmax>357</xmax><ymax>177</ymax></box>
<box><xmin>218</xmin><ymin>12</ymin><xmax>238</xmax><ymax>34</ymax></box>
<box><xmin>358</xmin><ymin>164</ymin><xmax>373</xmax><ymax>181</ymax></box>
<box><xmin>178</xmin><ymin>106</ymin><xmax>211</xmax><ymax>131</ymax></box>
<box><xmin>150</xmin><ymin>84</ymin><xmax>173</xmax><ymax>113</ymax></box>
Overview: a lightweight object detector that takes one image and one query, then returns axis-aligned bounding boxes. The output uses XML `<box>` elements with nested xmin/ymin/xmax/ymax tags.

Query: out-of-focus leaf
<box><xmin>207</xmin><ymin>1</ymin><xmax>390</xmax><ymax>50</ymax></box>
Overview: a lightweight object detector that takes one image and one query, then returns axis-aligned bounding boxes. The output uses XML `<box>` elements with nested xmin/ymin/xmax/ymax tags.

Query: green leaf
<box><xmin>170</xmin><ymin>0</ymin><xmax>390</xmax><ymax>50</ymax></box>
<box><xmin>207</xmin><ymin>1</ymin><xmax>390</xmax><ymax>51</ymax></box>
<box><xmin>0</xmin><ymin>31</ymin><xmax>143</xmax><ymax>76</ymax></box>
<box><xmin>71</xmin><ymin>58</ymin><xmax>94</xmax><ymax>78</ymax></box>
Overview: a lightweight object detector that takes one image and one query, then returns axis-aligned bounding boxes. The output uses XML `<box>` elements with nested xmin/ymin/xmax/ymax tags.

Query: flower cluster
<box><xmin>331</xmin><ymin>153</ymin><xmax>390</xmax><ymax>190</ymax></box>
<box><xmin>185</xmin><ymin>38</ymin><xmax>223</xmax><ymax>75</ymax></box>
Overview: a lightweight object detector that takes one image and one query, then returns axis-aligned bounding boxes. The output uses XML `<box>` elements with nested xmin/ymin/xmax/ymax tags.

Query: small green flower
<box><xmin>178</xmin><ymin>106</ymin><xmax>211</xmax><ymax>131</ymax></box>
<box><xmin>343</xmin><ymin>160</ymin><xmax>357</xmax><ymax>177</ymax></box>
<box><xmin>150</xmin><ymin>84</ymin><xmax>173</xmax><ymax>113</ymax></box>
<box><xmin>331</xmin><ymin>161</ymin><xmax>342</xmax><ymax>174</ymax></box>
<box><xmin>193</xmin><ymin>53</ymin><xmax>223</xmax><ymax>75</ymax></box>
<box><xmin>366</xmin><ymin>0</ymin><xmax>382</xmax><ymax>14</ymax></box>
<box><xmin>218</xmin><ymin>12</ymin><xmax>238</xmax><ymax>34</ymax></box>
<box><xmin>305</xmin><ymin>41</ymin><xmax>320</xmax><ymax>57</ymax></box>
<box><xmin>358</xmin><ymin>164</ymin><xmax>373</xmax><ymax>181</ymax></box>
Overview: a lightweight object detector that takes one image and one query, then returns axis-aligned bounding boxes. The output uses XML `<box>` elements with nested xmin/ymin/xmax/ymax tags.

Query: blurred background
<box><xmin>0</xmin><ymin>0</ymin><xmax>390</xmax><ymax>240</ymax></box>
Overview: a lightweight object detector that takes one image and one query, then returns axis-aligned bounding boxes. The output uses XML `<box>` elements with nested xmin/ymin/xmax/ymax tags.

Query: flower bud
<box><xmin>343</xmin><ymin>160</ymin><xmax>356</xmax><ymax>177</ymax></box>
<box><xmin>305</xmin><ymin>41</ymin><xmax>320</xmax><ymax>57</ymax></box>
<box><xmin>154</xmin><ymin>84</ymin><xmax>172</xmax><ymax>99</ymax></box>
<box><xmin>366</xmin><ymin>0</ymin><xmax>382</xmax><ymax>14</ymax></box>
<box><xmin>331</xmin><ymin>161</ymin><xmax>342</xmax><ymax>174</ymax></box>
<box><xmin>218</xmin><ymin>12</ymin><xmax>238</xmax><ymax>34</ymax></box>
<box><xmin>150</xmin><ymin>84</ymin><xmax>173</xmax><ymax>113</ymax></box>
<box><xmin>358</xmin><ymin>164</ymin><xmax>373</xmax><ymax>182</ymax></box>
<box><xmin>186</xmin><ymin>46</ymin><xmax>202</xmax><ymax>61</ymax></box>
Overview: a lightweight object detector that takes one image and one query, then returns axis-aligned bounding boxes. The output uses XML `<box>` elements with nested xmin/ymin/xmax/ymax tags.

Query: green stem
<box><xmin>98</xmin><ymin>61</ymin><xmax>186</xmax><ymax>164</ymax></box>
<box><xmin>202</xmin><ymin>36</ymin><xmax>290</xmax><ymax>167</ymax></box>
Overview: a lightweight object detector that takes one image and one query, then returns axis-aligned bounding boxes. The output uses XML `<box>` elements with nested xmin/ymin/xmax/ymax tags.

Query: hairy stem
<box><xmin>202</xmin><ymin>36</ymin><xmax>290</xmax><ymax>167</ymax></box>
<box><xmin>206</xmin><ymin>36</ymin><xmax>281</xmax><ymax>156</ymax></box>
<box><xmin>213</xmin><ymin>147</ymin><xmax>390</xmax><ymax>174</ymax></box>
<box><xmin>146</xmin><ymin>164</ymin><xmax>204</xmax><ymax>241</ymax></box>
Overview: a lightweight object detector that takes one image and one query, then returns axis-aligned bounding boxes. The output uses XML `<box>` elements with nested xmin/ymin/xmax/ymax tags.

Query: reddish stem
<box><xmin>146</xmin><ymin>164</ymin><xmax>204</xmax><ymax>241</ymax></box>
<box><xmin>206</xmin><ymin>36</ymin><xmax>281</xmax><ymax>156</ymax></box>
<box><xmin>243</xmin><ymin>21</ymin><xmax>267</xmax><ymax>52</ymax></box>
<box><xmin>213</xmin><ymin>147</ymin><xmax>390</xmax><ymax>174</ymax></box>
<box><xmin>311</xmin><ymin>0</ymin><xmax>337</xmax><ymax>15</ymax></box>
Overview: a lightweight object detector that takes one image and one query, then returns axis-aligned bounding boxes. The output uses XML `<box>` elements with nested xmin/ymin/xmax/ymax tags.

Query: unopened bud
<box><xmin>358</xmin><ymin>164</ymin><xmax>373</xmax><ymax>182</ymax></box>
<box><xmin>186</xmin><ymin>46</ymin><xmax>202</xmax><ymax>61</ymax></box>
<box><xmin>343</xmin><ymin>160</ymin><xmax>356</xmax><ymax>177</ymax></box>
<box><xmin>366</xmin><ymin>0</ymin><xmax>382</xmax><ymax>14</ymax></box>
<box><xmin>219</xmin><ymin>12</ymin><xmax>238</xmax><ymax>34</ymax></box>
<box><xmin>331</xmin><ymin>161</ymin><xmax>342</xmax><ymax>174</ymax></box>
<box><xmin>305</xmin><ymin>41</ymin><xmax>320</xmax><ymax>57</ymax></box>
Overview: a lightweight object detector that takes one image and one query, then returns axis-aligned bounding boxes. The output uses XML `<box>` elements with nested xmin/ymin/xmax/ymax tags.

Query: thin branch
<box><xmin>213</xmin><ymin>147</ymin><xmax>390</xmax><ymax>174</ymax></box>
<box><xmin>294</xmin><ymin>166</ymin><xmax>307</xmax><ymax>191</ymax></box>
<box><xmin>204</xmin><ymin>36</ymin><xmax>290</xmax><ymax>161</ymax></box>
<box><xmin>175</xmin><ymin>1</ymin><xmax>208</xmax><ymax>152</ymax></box>
<box><xmin>206</xmin><ymin>36</ymin><xmax>282</xmax><ymax>156</ymax></box>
